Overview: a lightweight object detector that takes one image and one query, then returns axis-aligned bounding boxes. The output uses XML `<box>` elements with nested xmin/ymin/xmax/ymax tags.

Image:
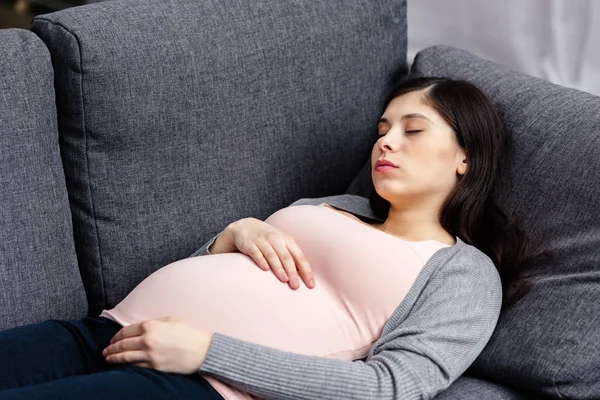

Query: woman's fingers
<box><xmin>248</xmin><ymin>244</ymin><xmax>270</xmax><ymax>271</ymax></box>
<box><xmin>110</xmin><ymin>322</ymin><xmax>145</xmax><ymax>344</ymax></box>
<box><xmin>104</xmin><ymin>334</ymin><xmax>152</xmax><ymax>365</ymax></box>
<box><xmin>287</xmin><ymin>240</ymin><xmax>315</xmax><ymax>288</ymax></box>
<box><xmin>104</xmin><ymin>336</ymin><xmax>147</xmax><ymax>356</ymax></box>
<box><xmin>105</xmin><ymin>350</ymin><xmax>150</xmax><ymax>364</ymax></box>
<box><xmin>255</xmin><ymin>240</ymin><xmax>289</xmax><ymax>283</ymax></box>
<box><xmin>269</xmin><ymin>236</ymin><xmax>301</xmax><ymax>290</ymax></box>
<box><xmin>249</xmin><ymin>231</ymin><xmax>313</xmax><ymax>290</ymax></box>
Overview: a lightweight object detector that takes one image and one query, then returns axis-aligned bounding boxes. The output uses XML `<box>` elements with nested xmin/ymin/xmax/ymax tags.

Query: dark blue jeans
<box><xmin>0</xmin><ymin>316</ymin><xmax>224</xmax><ymax>399</ymax></box>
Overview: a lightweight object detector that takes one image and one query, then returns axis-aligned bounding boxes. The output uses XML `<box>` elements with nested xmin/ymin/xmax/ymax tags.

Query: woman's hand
<box><xmin>228</xmin><ymin>217</ymin><xmax>315</xmax><ymax>290</ymax></box>
<box><xmin>102</xmin><ymin>316</ymin><xmax>213</xmax><ymax>374</ymax></box>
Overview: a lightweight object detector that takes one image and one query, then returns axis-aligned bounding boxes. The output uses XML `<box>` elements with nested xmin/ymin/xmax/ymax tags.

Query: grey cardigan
<box><xmin>190</xmin><ymin>194</ymin><xmax>502</xmax><ymax>400</ymax></box>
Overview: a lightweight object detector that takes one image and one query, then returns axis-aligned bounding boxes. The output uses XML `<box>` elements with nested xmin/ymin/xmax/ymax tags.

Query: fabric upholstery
<box><xmin>0</xmin><ymin>29</ymin><xmax>87</xmax><ymax>329</ymax></box>
<box><xmin>434</xmin><ymin>376</ymin><xmax>533</xmax><ymax>400</ymax></box>
<box><xmin>31</xmin><ymin>0</ymin><xmax>407</xmax><ymax>315</ymax></box>
<box><xmin>349</xmin><ymin>45</ymin><xmax>600</xmax><ymax>399</ymax></box>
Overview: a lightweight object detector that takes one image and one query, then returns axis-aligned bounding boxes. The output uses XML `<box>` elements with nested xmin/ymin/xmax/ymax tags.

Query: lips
<box><xmin>375</xmin><ymin>159</ymin><xmax>398</xmax><ymax>168</ymax></box>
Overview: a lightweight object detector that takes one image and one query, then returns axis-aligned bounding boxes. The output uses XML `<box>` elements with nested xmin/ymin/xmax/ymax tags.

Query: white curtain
<box><xmin>408</xmin><ymin>0</ymin><xmax>600</xmax><ymax>95</ymax></box>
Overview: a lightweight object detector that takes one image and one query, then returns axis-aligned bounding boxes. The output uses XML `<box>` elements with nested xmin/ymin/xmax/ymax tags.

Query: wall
<box><xmin>408</xmin><ymin>0</ymin><xmax>600</xmax><ymax>95</ymax></box>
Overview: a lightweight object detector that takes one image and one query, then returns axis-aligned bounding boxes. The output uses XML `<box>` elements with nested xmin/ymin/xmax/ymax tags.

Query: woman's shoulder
<box><xmin>428</xmin><ymin>240</ymin><xmax>503</xmax><ymax>312</ymax></box>
<box><xmin>435</xmin><ymin>240</ymin><xmax>500</xmax><ymax>287</ymax></box>
<box><xmin>370</xmin><ymin>240</ymin><xmax>503</xmax><ymax>398</ymax></box>
<box><xmin>399</xmin><ymin>238</ymin><xmax>502</xmax><ymax>322</ymax></box>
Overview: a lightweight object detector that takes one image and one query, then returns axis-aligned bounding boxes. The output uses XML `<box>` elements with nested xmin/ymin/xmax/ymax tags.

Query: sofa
<box><xmin>0</xmin><ymin>0</ymin><xmax>598</xmax><ymax>398</ymax></box>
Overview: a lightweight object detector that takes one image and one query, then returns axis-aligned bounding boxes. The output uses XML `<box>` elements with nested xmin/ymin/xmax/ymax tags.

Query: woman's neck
<box><xmin>376</xmin><ymin>203</ymin><xmax>456</xmax><ymax>245</ymax></box>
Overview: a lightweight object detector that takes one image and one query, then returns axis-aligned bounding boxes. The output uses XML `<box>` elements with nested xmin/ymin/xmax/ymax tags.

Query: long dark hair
<box><xmin>370</xmin><ymin>76</ymin><xmax>538</xmax><ymax>308</ymax></box>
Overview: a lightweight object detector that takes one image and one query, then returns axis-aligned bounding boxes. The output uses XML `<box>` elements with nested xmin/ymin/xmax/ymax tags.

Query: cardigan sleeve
<box><xmin>187</xmin><ymin>231</ymin><xmax>222</xmax><ymax>257</ymax></box>
<box><xmin>198</xmin><ymin>246</ymin><xmax>503</xmax><ymax>400</ymax></box>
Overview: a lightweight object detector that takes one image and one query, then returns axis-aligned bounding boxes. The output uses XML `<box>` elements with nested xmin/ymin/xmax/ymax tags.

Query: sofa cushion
<box><xmin>0</xmin><ymin>29</ymin><xmax>87</xmax><ymax>329</ymax></box>
<box><xmin>350</xmin><ymin>45</ymin><xmax>600</xmax><ymax>398</ymax></box>
<box><xmin>31</xmin><ymin>0</ymin><xmax>407</xmax><ymax>314</ymax></box>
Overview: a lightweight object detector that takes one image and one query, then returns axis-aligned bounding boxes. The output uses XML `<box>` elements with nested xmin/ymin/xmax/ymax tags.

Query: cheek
<box><xmin>433</xmin><ymin>152</ymin><xmax>461</xmax><ymax>186</ymax></box>
<box><xmin>370</xmin><ymin>145</ymin><xmax>379</xmax><ymax>165</ymax></box>
<box><xmin>415</xmin><ymin>143</ymin><xmax>457</xmax><ymax>178</ymax></box>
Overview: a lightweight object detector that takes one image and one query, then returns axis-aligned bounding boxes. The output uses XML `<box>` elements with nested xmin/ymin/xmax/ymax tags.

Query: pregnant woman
<box><xmin>0</xmin><ymin>77</ymin><xmax>532</xmax><ymax>400</ymax></box>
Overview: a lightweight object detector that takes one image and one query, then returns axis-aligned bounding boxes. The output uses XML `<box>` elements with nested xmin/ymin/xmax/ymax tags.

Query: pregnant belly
<box><xmin>101</xmin><ymin>253</ymin><xmax>370</xmax><ymax>360</ymax></box>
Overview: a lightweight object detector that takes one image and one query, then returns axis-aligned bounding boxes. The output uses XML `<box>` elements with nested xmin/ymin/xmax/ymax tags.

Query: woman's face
<box><xmin>371</xmin><ymin>89</ymin><xmax>468</xmax><ymax>207</ymax></box>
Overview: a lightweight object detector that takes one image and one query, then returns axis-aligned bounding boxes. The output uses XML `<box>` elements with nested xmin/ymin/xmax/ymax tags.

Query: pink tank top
<box><xmin>100</xmin><ymin>203</ymin><xmax>451</xmax><ymax>400</ymax></box>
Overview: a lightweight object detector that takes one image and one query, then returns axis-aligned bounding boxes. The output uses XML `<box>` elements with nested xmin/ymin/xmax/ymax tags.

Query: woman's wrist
<box><xmin>197</xmin><ymin>332</ymin><xmax>215</xmax><ymax>370</ymax></box>
<box><xmin>207</xmin><ymin>222</ymin><xmax>238</xmax><ymax>254</ymax></box>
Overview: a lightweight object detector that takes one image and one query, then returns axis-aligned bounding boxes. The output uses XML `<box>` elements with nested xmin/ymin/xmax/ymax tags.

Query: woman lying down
<box><xmin>0</xmin><ymin>77</ymin><xmax>534</xmax><ymax>400</ymax></box>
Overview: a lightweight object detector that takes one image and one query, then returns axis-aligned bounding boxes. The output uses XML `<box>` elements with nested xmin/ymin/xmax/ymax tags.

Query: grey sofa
<box><xmin>1</xmin><ymin>0</ymin><xmax>598</xmax><ymax>398</ymax></box>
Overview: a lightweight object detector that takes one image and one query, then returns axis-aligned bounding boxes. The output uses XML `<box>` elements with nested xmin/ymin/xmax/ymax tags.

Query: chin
<box><xmin>372</xmin><ymin>186</ymin><xmax>391</xmax><ymax>201</ymax></box>
<box><xmin>373</xmin><ymin>180</ymin><xmax>396</xmax><ymax>194</ymax></box>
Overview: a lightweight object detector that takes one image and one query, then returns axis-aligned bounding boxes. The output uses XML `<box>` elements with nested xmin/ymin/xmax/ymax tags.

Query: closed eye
<box><xmin>377</xmin><ymin>130</ymin><xmax>423</xmax><ymax>137</ymax></box>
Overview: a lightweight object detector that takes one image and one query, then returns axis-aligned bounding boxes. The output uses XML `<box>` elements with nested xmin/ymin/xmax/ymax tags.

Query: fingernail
<box><xmin>102</xmin><ymin>349</ymin><xmax>107</xmax><ymax>356</ymax></box>
<box><xmin>309</xmin><ymin>279</ymin><xmax>315</xmax><ymax>287</ymax></box>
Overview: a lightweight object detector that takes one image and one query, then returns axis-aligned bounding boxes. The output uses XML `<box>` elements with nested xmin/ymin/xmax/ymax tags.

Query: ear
<box><xmin>456</xmin><ymin>149</ymin><xmax>468</xmax><ymax>176</ymax></box>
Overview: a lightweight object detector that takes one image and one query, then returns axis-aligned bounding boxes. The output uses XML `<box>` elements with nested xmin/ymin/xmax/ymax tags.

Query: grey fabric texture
<box><xmin>433</xmin><ymin>376</ymin><xmax>533</xmax><ymax>400</ymax></box>
<box><xmin>197</xmin><ymin>194</ymin><xmax>502</xmax><ymax>400</ymax></box>
<box><xmin>349</xmin><ymin>45</ymin><xmax>600</xmax><ymax>399</ymax></box>
<box><xmin>31</xmin><ymin>0</ymin><xmax>407</xmax><ymax>316</ymax></box>
<box><xmin>0</xmin><ymin>29</ymin><xmax>88</xmax><ymax>329</ymax></box>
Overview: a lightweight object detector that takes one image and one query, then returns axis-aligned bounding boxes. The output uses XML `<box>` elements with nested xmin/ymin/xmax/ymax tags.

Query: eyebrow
<box><xmin>378</xmin><ymin>113</ymin><xmax>434</xmax><ymax>124</ymax></box>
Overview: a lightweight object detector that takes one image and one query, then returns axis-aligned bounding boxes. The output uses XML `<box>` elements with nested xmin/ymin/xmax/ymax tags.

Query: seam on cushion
<box><xmin>552</xmin><ymin>312</ymin><xmax>599</xmax><ymax>399</ymax></box>
<box><xmin>33</xmin><ymin>18</ymin><xmax>107</xmax><ymax>312</ymax></box>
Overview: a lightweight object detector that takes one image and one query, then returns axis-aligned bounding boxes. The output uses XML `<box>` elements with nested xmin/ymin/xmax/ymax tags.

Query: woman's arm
<box><xmin>187</xmin><ymin>197</ymin><xmax>321</xmax><ymax>258</ymax></box>
<box><xmin>187</xmin><ymin>200</ymin><xmax>317</xmax><ymax>289</ymax></box>
<box><xmin>188</xmin><ymin>231</ymin><xmax>224</xmax><ymax>257</ymax></box>
<box><xmin>188</xmin><ymin>223</ymin><xmax>239</xmax><ymax>256</ymax></box>
<box><xmin>199</xmin><ymin>246</ymin><xmax>502</xmax><ymax>400</ymax></box>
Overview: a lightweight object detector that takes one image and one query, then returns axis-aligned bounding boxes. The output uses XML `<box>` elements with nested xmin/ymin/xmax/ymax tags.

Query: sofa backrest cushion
<box><xmin>31</xmin><ymin>0</ymin><xmax>407</xmax><ymax>314</ymax></box>
<box><xmin>0</xmin><ymin>29</ymin><xmax>87</xmax><ymax>329</ymax></box>
<box><xmin>349</xmin><ymin>45</ymin><xmax>600</xmax><ymax>399</ymax></box>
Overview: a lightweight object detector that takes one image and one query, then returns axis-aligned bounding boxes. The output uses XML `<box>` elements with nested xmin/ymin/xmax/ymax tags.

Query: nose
<box><xmin>379</xmin><ymin>128</ymin><xmax>400</xmax><ymax>152</ymax></box>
